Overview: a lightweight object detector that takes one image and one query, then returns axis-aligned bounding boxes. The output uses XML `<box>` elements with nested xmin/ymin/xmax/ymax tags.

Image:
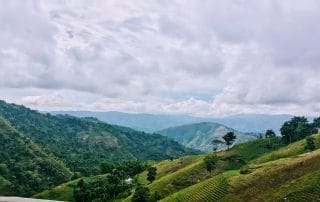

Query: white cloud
<box><xmin>1</xmin><ymin>0</ymin><xmax>320</xmax><ymax>116</ymax></box>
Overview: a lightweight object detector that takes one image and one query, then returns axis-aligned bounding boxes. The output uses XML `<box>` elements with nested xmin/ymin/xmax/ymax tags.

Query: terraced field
<box><xmin>265</xmin><ymin>169</ymin><xmax>320</xmax><ymax>202</ymax></box>
<box><xmin>161</xmin><ymin>171</ymin><xmax>237</xmax><ymax>202</ymax></box>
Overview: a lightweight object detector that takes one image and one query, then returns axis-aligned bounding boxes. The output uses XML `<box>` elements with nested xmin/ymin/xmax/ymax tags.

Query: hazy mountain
<box><xmin>158</xmin><ymin>122</ymin><xmax>258</xmax><ymax>152</ymax></box>
<box><xmin>51</xmin><ymin>111</ymin><xmax>293</xmax><ymax>133</ymax></box>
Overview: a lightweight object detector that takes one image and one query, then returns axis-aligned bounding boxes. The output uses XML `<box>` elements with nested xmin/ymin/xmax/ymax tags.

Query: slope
<box><xmin>0</xmin><ymin>100</ymin><xmax>199</xmax><ymax>176</ymax></box>
<box><xmin>158</xmin><ymin>122</ymin><xmax>258</xmax><ymax>152</ymax></box>
<box><xmin>160</xmin><ymin>134</ymin><xmax>320</xmax><ymax>202</ymax></box>
<box><xmin>123</xmin><ymin>137</ymin><xmax>286</xmax><ymax>201</ymax></box>
<box><xmin>0</xmin><ymin>117</ymin><xmax>72</xmax><ymax>196</ymax></box>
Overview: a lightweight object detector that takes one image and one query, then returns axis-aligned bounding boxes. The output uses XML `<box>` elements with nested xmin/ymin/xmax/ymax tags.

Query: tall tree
<box><xmin>265</xmin><ymin>129</ymin><xmax>276</xmax><ymax>138</ymax></box>
<box><xmin>313</xmin><ymin>117</ymin><xmax>320</xmax><ymax>130</ymax></box>
<box><xmin>222</xmin><ymin>132</ymin><xmax>237</xmax><ymax>150</ymax></box>
<box><xmin>280</xmin><ymin>116</ymin><xmax>313</xmax><ymax>144</ymax></box>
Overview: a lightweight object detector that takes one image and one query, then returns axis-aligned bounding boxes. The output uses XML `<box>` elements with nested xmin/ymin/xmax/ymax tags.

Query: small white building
<box><xmin>125</xmin><ymin>176</ymin><xmax>133</xmax><ymax>184</ymax></box>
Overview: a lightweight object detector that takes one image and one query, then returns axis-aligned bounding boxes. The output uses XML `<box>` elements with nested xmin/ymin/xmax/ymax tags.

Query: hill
<box><xmin>0</xmin><ymin>117</ymin><xmax>72</xmax><ymax>196</ymax></box>
<box><xmin>119</xmin><ymin>133</ymin><xmax>320</xmax><ymax>201</ymax></box>
<box><xmin>50</xmin><ymin>111</ymin><xmax>293</xmax><ymax>133</ymax></box>
<box><xmin>36</xmin><ymin>132</ymin><xmax>320</xmax><ymax>202</ymax></box>
<box><xmin>0</xmin><ymin>100</ymin><xmax>199</xmax><ymax>177</ymax></box>
<box><xmin>157</xmin><ymin>122</ymin><xmax>258</xmax><ymax>152</ymax></box>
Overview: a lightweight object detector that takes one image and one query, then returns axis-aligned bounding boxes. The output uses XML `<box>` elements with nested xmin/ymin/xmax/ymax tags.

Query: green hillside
<box><xmin>33</xmin><ymin>132</ymin><xmax>320</xmax><ymax>202</ymax></box>
<box><xmin>118</xmin><ymin>133</ymin><xmax>320</xmax><ymax>202</ymax></box>
<box><xmin>158</xmin><ymin>122</ymin><xmax>258</xmax><ymax>152</ymax></box>
<box><xmin>0</xmin><ymin>117</ymin><xmax>72</xmax><ymax>196</ymax></box>
<box><xmin>0</xmin><ymin>100</ymin><xmax>199</xmax><ymax>176</ymax></box>
<box><xmin>158</xmin><ymin>134</ymin><xmax>320</xmax><ymax>202</ymax></box>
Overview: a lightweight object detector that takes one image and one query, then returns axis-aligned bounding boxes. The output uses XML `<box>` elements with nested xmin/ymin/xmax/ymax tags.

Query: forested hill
<box><xmin>0</xmin><ymin>117</ymin><xmax>72</xmax><ymax>196</ymax></box>
<box><xmin>0</xmin><ymin>100</ymin><xmax>199</xmax><ymax>177</ymax></box>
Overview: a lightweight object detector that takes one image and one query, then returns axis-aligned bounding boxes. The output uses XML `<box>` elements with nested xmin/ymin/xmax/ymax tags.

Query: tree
<box><xmin>212</xmin><ymin>139</ymin><xmax>224</xmax><ymax>152</ymax></box>
<box><xmin>99</xmin><ymin>160</ymin><xmax>114</xmax><ymax>174</ymax></box>
<box><xmin>204</xmin><ymin>154</ymin><xmax>219</xmax><ymax>172</ymax></box>
<box><xmin>313</xmin><ymin>117</ymin><xmax>320</xmax><ymax>129</ymax></box>
<box><xmin>222</xmin><ymin>132</ymin><xmax>237</xmax><ymax>150</ymax></box>
<box><xmin>147</xmin><ymin>167</ymin><xmax>157</xmax><ymax>183</ymax></box>
<box><xmin>305</xmin><ymin>136</ymin><xmax>316</xmax><ymax>151</ymax></box>
<box><xmin>132</xmin><ymin>185</ymin><xmax>150</xmax><ymax>202</ymax></box>
<box><xmin>265</xmin><ymin>129</ymin><xmax>276</xmax><ymax>138</ymax></box>
<box><xmin>280</xmin><ymin>116</ymin><xmax>313</xmax><ymax>144</ymax></box>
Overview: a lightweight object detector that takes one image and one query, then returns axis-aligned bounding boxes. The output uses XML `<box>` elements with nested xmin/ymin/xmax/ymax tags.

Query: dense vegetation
<box><xmin>0</xmin><ymin>101</ymin><xmax>199</xmax><ymax>176</ymax></box>
<box><xmin>73</xmin><ymin>161</ymin><xmax>148</xmax><ymax>202</ymax></box>
<box><xmin>0</xmin><ymin>100</ymin><xmax>199</xmax><ymax>196</ymax></box>
<box><xmin>0</xmin><ymin>117</ymin><xmax>72</xmax><ymax>196</ymax></box>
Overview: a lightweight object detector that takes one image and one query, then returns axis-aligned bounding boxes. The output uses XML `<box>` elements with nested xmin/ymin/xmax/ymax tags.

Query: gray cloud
<box><xmin>1</xmin><ymin>0</ymin><xmax>320</xmax><ymax>116</ymax></box>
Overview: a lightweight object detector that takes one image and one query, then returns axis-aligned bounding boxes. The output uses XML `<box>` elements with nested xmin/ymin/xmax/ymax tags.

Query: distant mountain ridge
<box><xmin>158</xmin><ymin>122</ymin><xmax>258</xmax><ymax>152</ymax></box>
<box><xmin>50</xmin><ymin>111</ymin><xmax>293</xmax><ymax>133</ymax></box>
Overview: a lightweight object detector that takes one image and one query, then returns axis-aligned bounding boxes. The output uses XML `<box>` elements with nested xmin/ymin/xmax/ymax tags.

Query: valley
<box><xmin>1</xmin><ymin>100</ymin><xmax>319</xmax><ymax>201</ymax></box>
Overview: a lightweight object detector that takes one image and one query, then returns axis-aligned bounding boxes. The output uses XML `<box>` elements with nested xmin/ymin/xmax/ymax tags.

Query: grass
<box><xmin>264</xmin><ymin>165</ymin><xmax>320</xmax><ymax>201</ymax></box>
<box><xmin>224</xmin><ymin>148</ymin><xmax>320</xmax><ymax>201</ymax></box>
<box><xmin>252</xmin><ymin>133</ymin><xmax>320</xmax><ymax>164</ymax></box>
<box><xmin>34</xmin><ymin>179</ymin><xmax>78</xmax><ymax>202</ymax></box>
<box><xmin>161</xmin><ymin>171</ymin><xmax>238</xmax><ymax>202</ymax></box>
<box><xmin>34</xmin><ymin>174</ymin><xmax>108</xmax><ymax>202</ymax></box>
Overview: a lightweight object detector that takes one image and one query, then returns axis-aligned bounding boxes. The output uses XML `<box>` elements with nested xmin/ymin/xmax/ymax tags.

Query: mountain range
<box><xmin>50</xmin><ymin>111</ymin><xmax>293</xmax><ymax>133</ymax></box>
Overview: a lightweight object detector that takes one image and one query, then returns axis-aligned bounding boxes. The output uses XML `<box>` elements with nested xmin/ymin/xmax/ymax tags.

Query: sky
<box><xmin>1</xmin><ymin>0</ymin><xmax>320</xmax><ymax>117</ymax></box>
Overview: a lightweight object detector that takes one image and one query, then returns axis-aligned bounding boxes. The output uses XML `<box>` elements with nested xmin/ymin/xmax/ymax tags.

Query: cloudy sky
<box><xmin>1</xmin><ymin>0</ymin><xmax>320</xmax><ymax>116</ymax></box>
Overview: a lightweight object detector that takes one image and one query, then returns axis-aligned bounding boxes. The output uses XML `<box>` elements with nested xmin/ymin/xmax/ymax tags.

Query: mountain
<box><xmin>157</xmin><ymin>122</ymin><xmax>258</xmax><ymax>152</ymax></box>
<box><xmin>0</xmin><ymin>100</ymin><xmax>199</xmax><ymax>178</ymax></box>
<box><xmin>50</xmin><ymin>111</ymin><xmax>293</xmax><ymax>133</ymax></box>
<box><xmin>0</xmin><ymin>116</ymin><xmax>72</xmax><ymax>196</ymax></box>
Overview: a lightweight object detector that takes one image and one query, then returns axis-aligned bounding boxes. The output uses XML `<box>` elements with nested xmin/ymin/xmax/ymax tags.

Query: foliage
<box><xmin>73</xmin><ymin>160</ymin><xmax>147</xmax><ymax>202</ymax></box>
<box><xmin>99</xmin><ymin>160</ymin><xmax>114</xmax><ymax>174</ymax></box>
<box><xmin>265</xmin><ymin>129</ymin><xmax>276</xmax><ymax>138</ymax></box>
<box><xmin>305</xmin><ymin>136</ymin><xmax>316</xmax><ymax>151</ymax></box>
<box><xmin>280</xmin><ymin>116</ymin><xmax>317</xmax><ymax>144</ymax></box>
<box><xmin>203</xmin><ymin>154</ymin><xmax>219</xmax><ymax>172</ymax></box>
<box><xmin>222</xmin><ymin>132</ymin><xmax>237</xmax><ymax>150</ymax></box>
<box><xmin>0</xmin><ymin>117</ymin><xmax>72</xmax><ymax>196</ymax></box>
<box><xmin>0</xmin><ymin>100</ymin><xmax>198</xmax><ymax>177</ymax></box>
<box><xmin>147</xmin><ymin>167</ymin><xmax>157</xmax><ymax>183</ymax></box>
<box><xmin>132</xmin><ymin>185</ymin><xmax>150</xmax><ymax>202</ymax></box>
<box><xmin>73</xmin><ymin>175</ymin><xmax>131</xmax><ymax>202</ymax></box>
<box><xmin>239</xmin><ymin>165</ymin><xmax>251</xmax><ymax>174</ymax></box>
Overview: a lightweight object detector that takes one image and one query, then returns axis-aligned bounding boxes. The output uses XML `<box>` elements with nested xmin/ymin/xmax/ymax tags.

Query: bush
<box><xmin>132</xmin><ymin>185</ymin><xmax>150</xmax><ymax>202</ymax></box>
<box><xmin>305</xmin><ymin>136</ymin><xmax>316</xmax><ymax>151</ymax></box>
<box><xmin>239</xmin><ymin>166</ymin><xmax>251</xmax><ymax>174</ymax></box>
<box><xmin>204</xmin><ymin>154</ymin><xmax>219</xmax><ymax>172</ymax></box>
